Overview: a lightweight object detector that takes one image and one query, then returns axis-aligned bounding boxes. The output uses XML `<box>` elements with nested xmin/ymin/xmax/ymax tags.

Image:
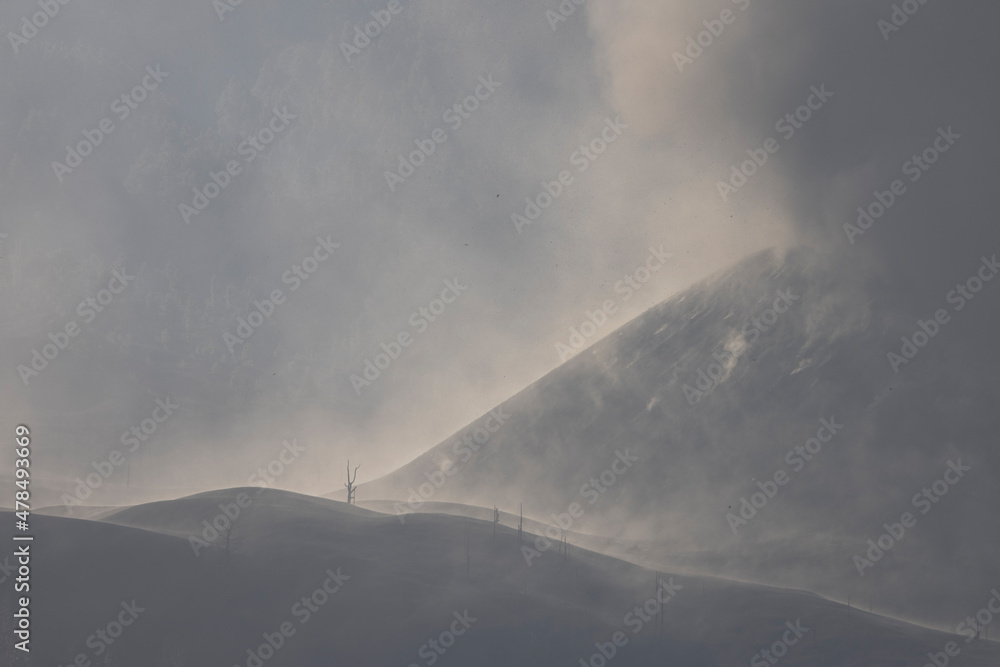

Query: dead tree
<box><xmin>493</xmin><ymin>506</ymin><xmax>500</xmax><ymax>541</ymax></box>
<box><xmin>219</xmin><ymin>514</ymin><xmax>242</xmax><ymax>567</ymax></box>
<box><xmin>344</xmin><ymin>461</ymin><xmax>360</xmax><ymax>505</ymax></box>
<box><xmin>517</xmin><ymin>503</ymin><xmax>523</xmax><ymax>544</ymax></box>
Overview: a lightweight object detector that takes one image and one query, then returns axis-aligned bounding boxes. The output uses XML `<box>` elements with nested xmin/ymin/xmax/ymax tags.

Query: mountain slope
<box><xmin>353</xmin><ymin>246</ymin><xmax>1000</xmax><ymax>629</ymax></box>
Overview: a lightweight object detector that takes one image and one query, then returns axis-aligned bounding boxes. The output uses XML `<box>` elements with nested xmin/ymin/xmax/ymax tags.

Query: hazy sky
<box><xmin>1</xmin><ymin>0</ymin><xmax>997</xmax><ymax>501</ymax></box>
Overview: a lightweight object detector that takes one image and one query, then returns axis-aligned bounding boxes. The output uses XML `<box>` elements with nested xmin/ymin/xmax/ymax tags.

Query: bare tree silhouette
<box><xmin>218</xmin><ymin>512</ymin><xmax>242</xmax><ymax>567</ymax></box>
<box><xmin>345</xmin><ymin>461</ymin><xmax>360</xmax><ymax>505</ymax></box>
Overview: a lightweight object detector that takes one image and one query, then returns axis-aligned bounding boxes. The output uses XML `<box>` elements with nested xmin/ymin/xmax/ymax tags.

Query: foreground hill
<box><xmin>353</xmin><ymin>246</ymin><xmax>1000</xmax><ymax>628</ymax></box>
<box><xmin>4</xmin><ymin>488</ymin><xmax>998</xmax><ymax>665</ymax></box>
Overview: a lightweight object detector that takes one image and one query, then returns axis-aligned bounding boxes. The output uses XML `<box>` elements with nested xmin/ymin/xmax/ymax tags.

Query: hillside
<box><xmin>4</xmin><ymin>489</ymin><xmax>999</xmax><ymax>666</ymax></box>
